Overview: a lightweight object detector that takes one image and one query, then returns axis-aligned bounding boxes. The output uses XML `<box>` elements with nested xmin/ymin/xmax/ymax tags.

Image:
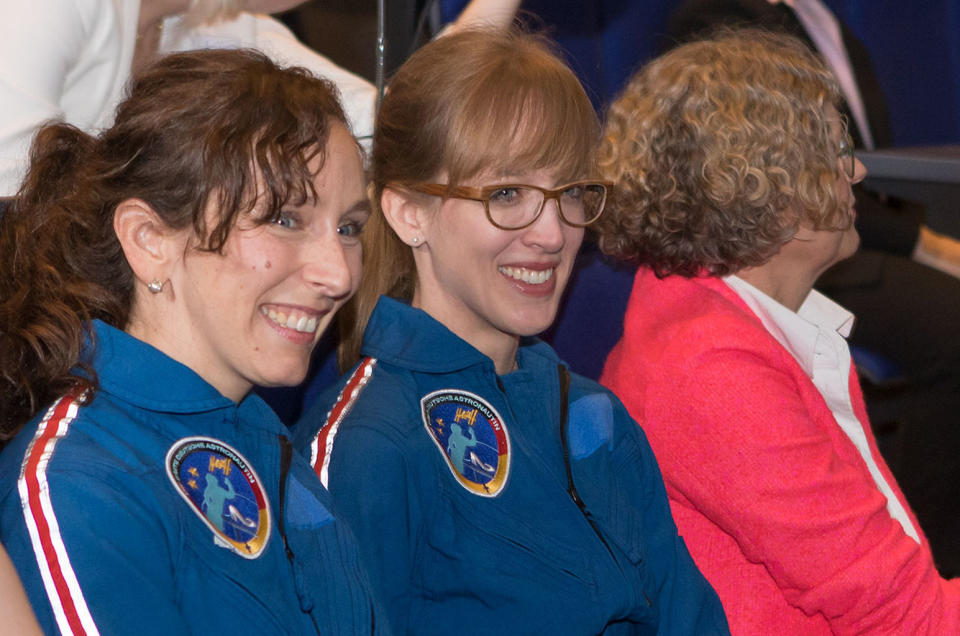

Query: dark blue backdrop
<box><xmin>442</xmin><ymin>0</ymin><xmax>960</xmax><ymax>146</ymax></box>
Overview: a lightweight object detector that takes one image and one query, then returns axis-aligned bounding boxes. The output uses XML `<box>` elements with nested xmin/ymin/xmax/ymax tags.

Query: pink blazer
<box><xmin>601</xmin><ymin>268</ymin><xmax>960</xmax><ymax>634</ymax></box>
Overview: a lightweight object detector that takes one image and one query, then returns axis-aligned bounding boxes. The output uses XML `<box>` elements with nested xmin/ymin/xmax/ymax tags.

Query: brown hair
<box><xmin>0</xmin><ymin>48</ymin><xmax>347</xmax><ymax>437</ymax></box>
<box><xmin>595</xmin><ymin>29</ymin><xmax>848</xmax><ymax>277</ymax></box>
<box><xmin>339</xmin><ymin>27</ymin><xmax>599</xmax><ymax>367</ymax></box>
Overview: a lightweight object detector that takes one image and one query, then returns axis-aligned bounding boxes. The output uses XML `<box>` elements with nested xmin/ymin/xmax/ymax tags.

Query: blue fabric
<box><xmin>255</xmin><ymin>327</ymin><xmax>339</xmax><ymax>425</ymax></box>
<box><xmin>0</xmin><ymin>320</ymin><xmax>379</xmax><ymax>635</ymax></box>
<box><xmin>441</xmin><ymin>0</ymin><xmax>960</xmax><ymax>144</ymax></box>
<box><xmin>543</xmin><ymin>242</ymin><xmax>638</xmax><ymax>379</ymax></box>
<box><xmin>294</xmin><ymin>297</ymin><xmax>729</xmax><ymax>635</ymax></box>
<box><xmin>827</xmin><ymin>0</ymin><xmax>960</xmax><ymax>145</ymax></box>
<box><xmin>568</xmin><ymin>393</ymin><xmax>616</xmax><ymax>459</ymax></box>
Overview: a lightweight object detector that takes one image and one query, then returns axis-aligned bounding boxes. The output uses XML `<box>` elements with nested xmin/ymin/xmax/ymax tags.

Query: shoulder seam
<box><xmin>310</xmin><ymin>357</ymin><xmax>378</xmax><ymax>487</ymax></box>
<box><xmin>18</xmin><ymin>393</ymin><xmax>101</xmax><ymax>635</ymax></box>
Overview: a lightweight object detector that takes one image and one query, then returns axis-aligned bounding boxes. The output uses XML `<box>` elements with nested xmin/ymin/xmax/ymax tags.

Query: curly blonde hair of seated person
<box><xmin>595</xmin><ymin>28</ymin><xmax>853</xmax><ymax>278</ymax></box>
<box><xmin>337</xmin><ymin>27</ymin><xmax>600</xmax><ymax>368</ymax></box>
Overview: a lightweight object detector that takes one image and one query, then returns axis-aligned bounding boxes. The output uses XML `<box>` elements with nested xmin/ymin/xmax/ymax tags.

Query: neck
<box><xmin>735</xmin><ymin>261</ymin><xmax>815</xmax><ymax>312</ymax></box>
<box><xmin>411</xmin><ymin>288</ymin><xmax>520</xmax><ymax>375</ymax></box>
<box><xmin>481</xmin><ymin>337</ymin><xmax>519</xmax><ymax>375</ymax></box>
<box><xmin>125</xmin><ymin>300</ymin><xmax>250</xmax><ymax>403</ymax></box>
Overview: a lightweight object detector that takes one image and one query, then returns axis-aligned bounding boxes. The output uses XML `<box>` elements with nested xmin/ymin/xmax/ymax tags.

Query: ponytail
<box><xmin>0</xmin><ymin>48</ymin><xmax>349</xmax><ymax>439</ymax></box>
<box><xmin>0</xmin><ymin>124</ymin><xmax>129</xmax><ymax>438</ymax></box>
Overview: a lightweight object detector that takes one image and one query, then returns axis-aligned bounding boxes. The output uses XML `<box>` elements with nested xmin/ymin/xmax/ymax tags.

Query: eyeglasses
<box><xmin>837</xmin><ymin>131</ymin><xmax>856</xmax><ymax>179</ymax></box>
<box><xmin>397</xmin><ymin>180</ymin><xmax>612</xmax><ymax>230</ymax></box>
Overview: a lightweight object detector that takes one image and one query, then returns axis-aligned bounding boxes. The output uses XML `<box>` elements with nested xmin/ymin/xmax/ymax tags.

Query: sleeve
<box><xmin>0</xmin><ymin>463</ymin><xmax>189</xmax><ymax>635</ymax></box>
<box><xmin>326</xmin><ymin>423</ymin><xmax>422</xmax><ymax>633</ymax></box>
<box><xmin>636</xmin><ymin>341</ymin><xmax>960</xmax><ymax>634</ymax></box>
<box><xmin>168</xmin><ymin>12</ymin><xmax>376</xmax><ymax>147</ymax></box>
<box><xmin>611</xmin><ymin>401</ymin><xmax>731</xmax><ymax>635</ymax></box>
<box><xmin>250</xmin><ymin>15</ymin><xmax>376</xmax><ymax>146</ymax></box>
<box><xmin>0</xmin><ymin>0</ymin><xmax>88</xmax><ymax>195</ymax></box>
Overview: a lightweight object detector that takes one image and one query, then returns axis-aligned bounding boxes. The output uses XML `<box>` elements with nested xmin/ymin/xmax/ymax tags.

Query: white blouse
<box><xmin>724</xmin><ymin>275</ymin><xmax>919</xmax><ymax>542</ymax></box>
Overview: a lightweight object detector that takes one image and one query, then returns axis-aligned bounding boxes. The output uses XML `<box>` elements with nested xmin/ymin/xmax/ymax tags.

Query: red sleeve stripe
<box><xmin>17</xmin><ymin>396</ymin><xmax>100</xmax><ymax>636</ymax></box>
<box><xmin>311</xmin><ymin>357</ymin><xmax>377</xmax><ymax>487</ymax></box>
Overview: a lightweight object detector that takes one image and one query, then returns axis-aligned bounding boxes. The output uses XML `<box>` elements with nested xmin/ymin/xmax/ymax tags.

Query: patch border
<box><xmin>420</xmin><ymin>389</ymin><xmax>511</xmax><ymax>497</ymax></box>
<box><xmin>166</xmin><ymin>436</ymin><xmax>271</xmax><ymax>559</ymax></box>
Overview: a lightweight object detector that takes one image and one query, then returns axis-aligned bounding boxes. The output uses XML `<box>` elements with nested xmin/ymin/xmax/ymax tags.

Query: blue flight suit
<box><xmin>295</xmin><ymin>297</ymin><xmax>729</xmax><ymax>635</ymax></box>
<box><xmin>0</xmin><ymin>320</ymin><xmax>380</xmax><ymax>635</ymax></box>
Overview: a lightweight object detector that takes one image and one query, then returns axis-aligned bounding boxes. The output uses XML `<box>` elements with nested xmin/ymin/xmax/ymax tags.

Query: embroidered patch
<box><xmin>421</xmin><ymin>390</ymin><xmax>510</xmax><ymax>497</ymax></box>
<box><xmin>166</xmin><ymin>437</ymin><xmax>271</xmax><ymax>559</ymax></box>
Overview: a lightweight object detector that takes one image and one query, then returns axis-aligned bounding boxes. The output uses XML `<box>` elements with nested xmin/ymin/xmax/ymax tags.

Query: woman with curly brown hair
<box><xmin>0</xmin><ymin>49</ymin><xmax>378</xmax><ymax>634</ymax></box>
<box><xmin>598</xmin><ymin>29</ymin><xmax>960</xmax><ymax>635</ymax></box>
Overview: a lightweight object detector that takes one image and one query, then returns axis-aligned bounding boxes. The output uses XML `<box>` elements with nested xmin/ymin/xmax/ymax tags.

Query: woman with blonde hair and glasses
<box><xmin>598</xmin><ymin>29</ymin><xmax>960</xmax><ymax>634</ymax></box>
<box><xmin>295</xmin><ymin>28</ymin><xmax>728</xmax><ymax>635</ymax></box>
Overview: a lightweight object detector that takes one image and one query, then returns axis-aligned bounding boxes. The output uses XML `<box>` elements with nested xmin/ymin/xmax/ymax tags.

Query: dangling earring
<box><xmin>147</xmin><ymin>279</ymin><xmax>165</xmax><ymax>294</ymax></box>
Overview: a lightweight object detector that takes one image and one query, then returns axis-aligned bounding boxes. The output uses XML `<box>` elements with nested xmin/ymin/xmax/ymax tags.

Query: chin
<box><xmin>254</xmin><ymin>361</ymin><xmax>311</xmax><ymax>389</ymax></box>
<box><xmin>841</xmin><ymin>232</ymin><xmax>861</xmax><ymax>261</ymax></box>
<box><xmin>508</xmin><ymin>311</ymin><xmax>560</xmax><ymax>338</ymax></box>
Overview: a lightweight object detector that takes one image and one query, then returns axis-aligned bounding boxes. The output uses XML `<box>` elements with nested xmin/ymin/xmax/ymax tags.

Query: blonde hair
<box><xmin>596</xmin><ymin>29</ymin><xmax>849</xmax><ymax>277</ymax></box>
<box><xmin>339</xmin><ymin>27</ymin><xmax>599</xmax><ymax>367</ymax></box>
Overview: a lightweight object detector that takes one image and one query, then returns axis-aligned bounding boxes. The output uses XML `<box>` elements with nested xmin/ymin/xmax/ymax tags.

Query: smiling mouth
<box><xmin>260</xmin><ymin>305</ymin><xmax>321</xmax><ymax>334</ymax></box>
<box><xmin>498</xmin><ymin>266</ymin><xmax>555</xmax><ymax>285</ymax></box>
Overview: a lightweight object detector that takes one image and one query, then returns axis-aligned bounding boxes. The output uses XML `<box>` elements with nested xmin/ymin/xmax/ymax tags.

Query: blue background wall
<box><xmin>442</xmin><ymin>0</ymin><xmax>960</xmax><ymax>146</ymax></box>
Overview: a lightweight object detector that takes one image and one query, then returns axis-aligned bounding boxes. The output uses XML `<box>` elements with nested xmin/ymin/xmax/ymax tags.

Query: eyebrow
<box><xmin>345</xmin><ymin>198</ymin><xmax>372</xmax><ymax>215</ymax></box>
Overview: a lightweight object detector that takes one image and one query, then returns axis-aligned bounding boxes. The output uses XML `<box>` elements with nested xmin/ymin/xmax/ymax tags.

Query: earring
<box><xmin>411</xmin><ymin>236</ymin><xmax>421</xmax><ymax>246</ymax></box>
<box><xmin>147</xmin><ymin>279</ymin><xmax>165</xmax><ymax>294</ymax></box>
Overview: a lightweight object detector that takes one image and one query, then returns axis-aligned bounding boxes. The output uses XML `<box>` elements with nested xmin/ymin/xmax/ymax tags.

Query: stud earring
<box><xmin>147</xmin><ymin>279</ymin><xmax>165</xmax><ymax>294</ymax></box>
<box><xmin>411</xmin><ymin>236</ymin><xmax>421</xmax><ymax>246</ymax></box>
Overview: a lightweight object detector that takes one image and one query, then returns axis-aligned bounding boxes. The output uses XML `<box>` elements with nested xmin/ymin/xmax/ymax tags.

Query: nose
<box><xmin>851</xmin><ymin>156</ymin><xmax>867</xmax><ymax>185</ymax></box>
<box><xmin>302</xmin><ymin>236</ymin><xmax>356</xmax><ymax>300</ymax></box>
<box><xmin>521</xmin><ymin>198</ymin><xmax>567</xmax><ymax>252</ymax></box>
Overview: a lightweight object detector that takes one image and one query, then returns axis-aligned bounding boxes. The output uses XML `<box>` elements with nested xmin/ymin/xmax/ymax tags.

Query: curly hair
<box><xmin>338</xmin><ymin>27</ymin><xmax>600</xmax><ymax>367</ymax></box>
<box><xmin>595</xmin><ymin>28</ymin><xmax>850</xmax><ymax>277</ymax></box>
<box><xmin>0</xmin><ymin>48</ymin><xmax>347</xmax><ymax>437</ymax></box>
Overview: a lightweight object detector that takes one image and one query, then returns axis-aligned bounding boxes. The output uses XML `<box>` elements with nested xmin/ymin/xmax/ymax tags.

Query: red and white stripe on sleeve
<box><xmin>311</xmin><ymin>357</ymin><xmax>377</xmax><ymax>488</ymax></box>
<box><xmin>18</xmin><ymin>395</ymin><xmax>100</xmax><ymax>636</ymax></box>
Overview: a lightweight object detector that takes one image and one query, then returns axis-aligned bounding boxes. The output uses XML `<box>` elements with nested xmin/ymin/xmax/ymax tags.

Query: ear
<box><xmin>380</xmin><ymin>186</ymin><xmax>431</xmax><ymax>247</ymax></box>
<box><xmin>113</xmin><ymin>198</ymin><xmax>180</xmax><ymax>288</ymax></box>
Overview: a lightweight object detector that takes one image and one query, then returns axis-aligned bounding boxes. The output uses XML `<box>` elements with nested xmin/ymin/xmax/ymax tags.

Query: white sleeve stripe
<box><xmin>18</xmin><ymin>397</ymin><xmax>100</xmax><ymax>636</ymax></box>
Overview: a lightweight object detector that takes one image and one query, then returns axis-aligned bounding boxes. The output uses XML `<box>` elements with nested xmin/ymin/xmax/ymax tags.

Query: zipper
<box><xmin>277</xmin><ymin>434</ymin><xmax>325</xmax><ymax>634</ymax></box>
<box><xmin>277</xmin><ymin>434</ymin><xmax>296</xmax><ymax>563</ymax></box>
<box><xmin>557</xmin><ymin>365</ymin><xmax>652</xmax><ymax>608</ymax></box>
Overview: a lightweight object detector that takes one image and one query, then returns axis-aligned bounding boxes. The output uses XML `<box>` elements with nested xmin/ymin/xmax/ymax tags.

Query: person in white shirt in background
<box><xmin>0</xmin><ymin>0</ymin><xmax>377</xmax><ymax>198</ymax></box>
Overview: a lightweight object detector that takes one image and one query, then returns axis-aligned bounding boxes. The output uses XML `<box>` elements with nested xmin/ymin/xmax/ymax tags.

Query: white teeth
<box><xmin>498</xmin><ymin>266</ymin><xmax>554</xmax><ymax>284</ymax></box>
<box><xmin>261</xmin><ymin>306</ymin><xmax>320</xmax><ymax>334</ymax></box>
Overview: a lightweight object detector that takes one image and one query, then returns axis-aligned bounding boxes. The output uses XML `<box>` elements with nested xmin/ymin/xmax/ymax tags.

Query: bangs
<box><xmin>444</xmin><ymin>62</ymin><xmax>599</xmax><ymax>185</ymax></box>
